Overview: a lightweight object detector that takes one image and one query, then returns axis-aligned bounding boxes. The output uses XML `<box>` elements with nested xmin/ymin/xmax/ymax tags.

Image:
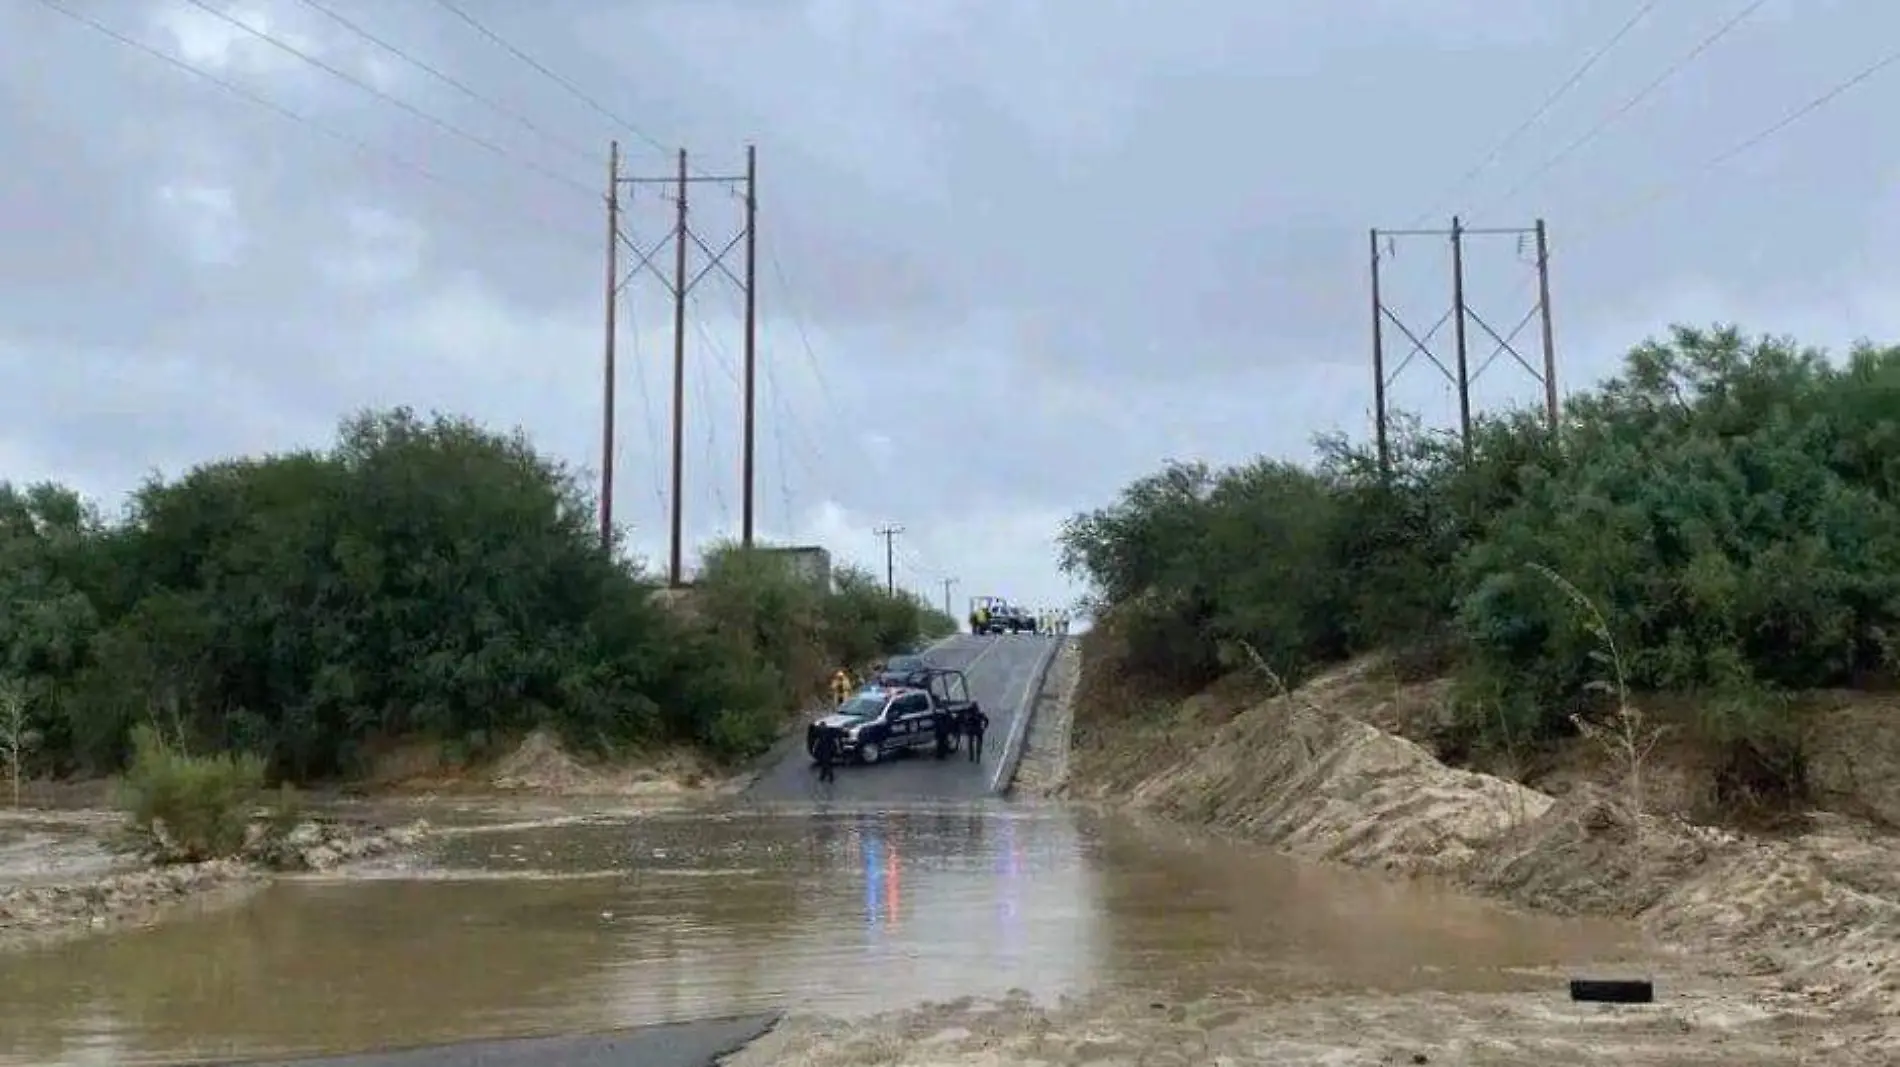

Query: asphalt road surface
<box><xmin>226</xmin><ymin>1015</ymin><xmax>779</xmax><ymax>1067</ymax></box>
<box><xmin>742</xmin><ymin>632</ymin><xmax>1058</xmax><ymax>804</ymax></box>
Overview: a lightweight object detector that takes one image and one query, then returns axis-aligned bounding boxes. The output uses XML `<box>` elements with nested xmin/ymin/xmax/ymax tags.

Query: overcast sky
<box><xmin>3</xmin><ymin>0</ymin><xmax>1896</xmax><ymax>617</ymax></box>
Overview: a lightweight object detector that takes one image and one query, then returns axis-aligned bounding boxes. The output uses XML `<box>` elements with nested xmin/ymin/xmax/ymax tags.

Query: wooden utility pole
<box><xmin>875</xmin><ymin>524</ymin><xmax>903</xmax><ymax>595</ymax></box>
<box><xmin>613</xmin><ymin>146</ymin><xmax>758</xmax><ymax>587</ymax></box>
<box><xmin>940</xmin><ymin>576</ymin><xmax>957</xmax><ymax>617</ymax></box>
<box><xmin>668</xmin><ymin>148</ymin><xmax>689</xmax><ymax>587</ymax></box>
<box><xmin>1450</xmin><ymin>215</ymin><xmax>1473</xmax><ymax>459</ymax></box>
<box><xmin>1535</xmin><ymin>219</ymin><xmax>1559</xmax><ymax>431</ymax></box>
<box><xmin>599</xmin><ymin>140</ymin><xmax>620</xmax><ymax>551</ymax></box>
<box><xmin>1367</xmin><ymin>217</ymin><xmax>1559</xmax><ymax>472</ymax></box>
<box><xmin>1368</xmin><ymin>228</ymin><xmax>1389</xmax><ymax>473</ymax></box>
<box><xmin>741</xmin><ymin>144</ymin><xmax>759</xmax><ymax>547</ymax></box>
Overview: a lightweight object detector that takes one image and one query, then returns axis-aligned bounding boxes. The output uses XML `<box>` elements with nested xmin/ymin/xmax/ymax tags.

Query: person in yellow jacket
<box><xmin>973</xmin><ymin>604</ymin><xmax>990</xmax><ymax>634</ymax></box>
<box><xmin>830</xmin><ymin>668</ymin><xmax>854</xmax><ymax>707</ymax></box>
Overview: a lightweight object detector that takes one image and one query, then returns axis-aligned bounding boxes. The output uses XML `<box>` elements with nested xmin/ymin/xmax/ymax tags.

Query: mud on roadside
<box><xmin>0</xmin><ymin>729</ymin><xmax>747</xmax><ymax>955</ymax></box>
<box><xmin>728</xmin><ymin>984</ymin><xmax>1893</xmax><ymax>1067</ymax></box>
<box><xmin>0</xmin><ymin>812</ymin><xmax>427</xmax><ymax>953</ymax></box>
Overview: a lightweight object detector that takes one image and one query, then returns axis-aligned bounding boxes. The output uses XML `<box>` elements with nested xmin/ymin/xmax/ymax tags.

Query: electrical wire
<box><xmin>28</xmin><ymin>0</ymin><xmax>597</xmax><ymax>252</ymax></box>
<box><xmin>425</xmin><ymin>0</ymin><xmax>680</xmax><ymax>161</ymax></box>
<box><xmin>1573</xmin><ymin>42</ymin><xmax>1900</xmax><ymax>249</ymax></box>
<box><xmin>766</xmin><ymin>241</ymin><xmax>849</xmax><ymax>429</ymax></box>
<box><xmin>1476</xmin><ymin>0</ymin><xmax>1771</xmax><ymax>218</ymax></box>
<box><xmin>1409</xmin><ymin>0</ymin><xmax>1659</xmax><ymax>227</ymax></box>
<box><xmin>176</xmin><ymin>0</ymin><xmax>595</xmax><ymax>198</ymax></box>
<box><xmin>289</xmin><ymin>0</ymin><xmax>599</xmax><ymax>166</ymax></box>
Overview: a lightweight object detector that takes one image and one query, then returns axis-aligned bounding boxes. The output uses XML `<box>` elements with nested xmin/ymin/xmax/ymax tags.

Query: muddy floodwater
<box><xmin>0</xmin><ymin>801</ymin><xmax>1644</xmax><ymax>1066</ymax></box>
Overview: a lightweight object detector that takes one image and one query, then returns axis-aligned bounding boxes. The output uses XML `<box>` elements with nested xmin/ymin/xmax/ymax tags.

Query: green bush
<box><xmin>0</xmin><ymin>406</ymin><xmax>952</xmax><ymax>781</ymax></box>
<box><xmin>1059</xmin><ymin>324</ymin><xmax>1900</xmax><ymax>798</ymax></box>
<box><xmin>116</xmin><ymin>724</ymin><xmax>269</xmax><ymax>862</ymax></box>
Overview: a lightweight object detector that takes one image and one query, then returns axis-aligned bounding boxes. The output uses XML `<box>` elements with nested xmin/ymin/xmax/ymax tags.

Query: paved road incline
<box><xmin>228</xmin><ymin>1014</ymin><xmax>779</xmax><ymax>1067</ymax></box>
<box><xmin>742</xmin><ymin>633</ymin><xmax>1058</xmax><ymax>804</ymax></box>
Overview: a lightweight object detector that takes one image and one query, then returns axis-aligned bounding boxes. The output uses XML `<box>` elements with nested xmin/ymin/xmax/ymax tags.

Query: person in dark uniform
<box><xmin>963</xmin><ymin>706</ymin><xmax>989</xmax><ymax>762</ymax></box>
<box><xmin>933</xmin><ymin>709</ymin><xmax>953</xmax><ymax>759</ymax></box>
<box><xmin>813</xmin><ymin>723</ymin><xmax>840</xmax><ymax>783</ymax></box>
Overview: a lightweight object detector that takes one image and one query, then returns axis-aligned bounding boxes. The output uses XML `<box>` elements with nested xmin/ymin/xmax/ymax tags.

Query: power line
<box><xmin>290</xmin><ymin>0</ymin><xmax>598</xmax><ymax>166</ymax></box>
<box><xmin>28</xmin><ymin>0</ymin><xmax>595</xmax><ymax>251</ymax></box>
<box><xmin>1577</xmin><ymin>42</ymin><xmax>1900</xmax><ymax>246</ymax></box>
<box><xmin>425</xmin><ymin>0</ymin><xmax>676</xmax><ymax>160</ymax></box>
<box><xmin>766</xmin><ymin>244</ymin><xmax>849</xmax><ymax>429</ymax></box>
<box><xmin>1410</xmin><ymin>0</ymin><xmax>1658</xmax><ymax>227</ymax></box>
<box><xmin>1477</xmin><ymin>0</ymin><xmax>1771</xmax><ymax>217</ymax></box>
<box><xmin>177</xmin><ymin>0</ymin><xmax>593</xmax><ymax>198</ymax></box>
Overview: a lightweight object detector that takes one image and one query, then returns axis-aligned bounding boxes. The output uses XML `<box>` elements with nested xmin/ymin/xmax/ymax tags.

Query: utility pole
<box><xmin>612</xmin><ymin>146</ymin><xmax>759</xmax><ymax>587</ymax></box>
<box><xmin>599</xmin><ymin>140</ymin><xmax>620</xmax><ymax>552</ymax></box>
<box><xmin>740</xmin><ymin>144</ymin><xmax>759</xmax><ymax>547</ymax></box>
<box><xmin>875</xmin><ymin>524</ymin><xmax>903</xmax><ymax>595</ymax></box>
<box><xmin>940</xmin><ymin>576</ymin><xmax>957</xmax><ymax>618</ymax></box>
<box><xmin>668</xmin><ymin>148</ymin><xmax>688</xmax><ymax>588</ymax></box>
<box><xmin>1367</xmin><ymin>217</ymin><xmax>1558</xmax><ymax>472</ymax></box>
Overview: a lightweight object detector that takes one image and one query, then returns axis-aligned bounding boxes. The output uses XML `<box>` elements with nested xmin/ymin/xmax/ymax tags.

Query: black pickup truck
<box><xmin>808</xmin><ymin>667</ymin><xmax>980</xmax><ymax>765</ymax></box>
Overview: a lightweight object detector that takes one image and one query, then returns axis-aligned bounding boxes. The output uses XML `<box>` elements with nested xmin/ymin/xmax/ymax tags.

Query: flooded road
<box><xmin>0</xmin><ymin>802</ymin><xmax>1644</xmax><ymax>1067</ymax></box>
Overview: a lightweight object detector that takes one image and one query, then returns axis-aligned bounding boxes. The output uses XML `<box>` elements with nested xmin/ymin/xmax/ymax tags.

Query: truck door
<box><xmin>890</xmin><ymin>692</ymin><xmax>932</xmax><ymax>746</ymax></box>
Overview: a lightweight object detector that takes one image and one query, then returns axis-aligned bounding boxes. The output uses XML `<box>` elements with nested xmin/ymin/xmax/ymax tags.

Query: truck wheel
<box><xmin>860</xmin><ymin>742</ymin><xmax>881</xmax><ymax>765</ymax></box>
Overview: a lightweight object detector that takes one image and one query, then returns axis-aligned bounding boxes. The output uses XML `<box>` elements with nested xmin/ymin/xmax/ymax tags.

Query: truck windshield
<box><xmin>835</xmin><ymin>694</ymin><xmax>887</xmax><ymax>719</ymax></box>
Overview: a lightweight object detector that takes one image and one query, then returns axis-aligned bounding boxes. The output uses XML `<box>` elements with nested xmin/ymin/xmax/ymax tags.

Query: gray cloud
<box><xmin>3</xmin><ymin>0</ymin><xmax>1898</xmax><ymax>611</ymax></box>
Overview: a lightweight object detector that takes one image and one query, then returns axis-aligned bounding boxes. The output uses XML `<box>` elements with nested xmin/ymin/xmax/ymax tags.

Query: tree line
<box><xmin>1058</xmin><ymin>325</ymin><xmax>1900</xmax><ymax>800</ymax></box>
<box><xmin>0</xmin><ymin>407</ymin><xmax>955</xmax><ymax>784</ymax></box>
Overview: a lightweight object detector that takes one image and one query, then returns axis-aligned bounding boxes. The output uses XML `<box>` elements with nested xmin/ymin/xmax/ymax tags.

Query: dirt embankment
<box><xmin>1052</xmin><ymin>647</ymin><xmax>1900</xmax><ymax>1022</ymax></box>
<box><xmin>356</xmin><ymin>728</ymin><xmax>752</xmax><ymax>799</ymax></box>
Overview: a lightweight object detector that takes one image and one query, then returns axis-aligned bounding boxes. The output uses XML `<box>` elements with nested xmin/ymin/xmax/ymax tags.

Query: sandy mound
<box><xmin>1078</xmin><ymin>682</ymin><xmax>1551</xmax><ymax>877</ymax></box>
<box><xmin>489</xmin><ymin>730</ymin><xmax>729</xmax><ymax>797</ymax></box>
<box><xmin>490</xmin><ymin>730</ymin><xmax>604</xmax><ymax>792</ymax></box>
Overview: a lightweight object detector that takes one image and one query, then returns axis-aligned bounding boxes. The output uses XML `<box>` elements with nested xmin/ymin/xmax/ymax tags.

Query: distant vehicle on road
<box><xmin>969</xmin><ymin>595</ymin><xmax>1033</xmax><ymax>634</ymax></box>
<box><xmin>872</xmin><ymin>653</ymin><xmax>932</xmax><ymax>688</ymax></box>
<box><xmin>807</xmin><ymin>668</ymin><xmax>980</xmax><ymax>765</ymax></box>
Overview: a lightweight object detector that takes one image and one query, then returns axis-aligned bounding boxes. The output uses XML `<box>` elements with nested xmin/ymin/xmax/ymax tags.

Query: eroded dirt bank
<box><xmin>0</xmin><ymin>729</ymin><xmax>740</xmax><ymax>954</ymax></box>
<box><xmin>722</xmin><ymin>639</ymin><xmax>1899</xmax><ymax>1066</ymax></box>
<box><xmin>0</xmin><ymin>810</ymin><xmax>428</xmax><ymax>952</ymax></box>
<box><xmin>1054</xmin><ymin>654</ymin><xmax>1900</xmax><ymax>1020</ymax></box>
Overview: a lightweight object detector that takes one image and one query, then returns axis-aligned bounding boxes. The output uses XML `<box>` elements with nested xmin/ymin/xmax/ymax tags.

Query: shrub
<box><xmin>1060</xmin><ymin>324</ymin><xmax>1900</xmax><ymax>802</ymax></box>
<box><xmin>116</xmin><ymin>724</ymin><xmax>271</xmax><ymax>862</ymax></box>
<box><xmin>0</xmin><ymin>406</ymin><xmax>953</xmax><ymax>783</ymax></box>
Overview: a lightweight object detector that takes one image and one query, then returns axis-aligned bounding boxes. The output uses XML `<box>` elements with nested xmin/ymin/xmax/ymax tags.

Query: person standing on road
<box><xmin>974</xmin><ymin>604</ymin><xmax>990</xmax><ymax>634</ymax></box>
<box><xmin>933</xmin><ymin>710</ymin><xmax>953</xmax><ymax>759</ymax></box>
<box><xmin>813</xmin><ymin>723</ymin><xmax>840</xmax><ymax>783</ymax></box>
<box><xmin>963</xmin><ymin>706</ymin><xmax>989</xmax><ymax>762</ymax></box>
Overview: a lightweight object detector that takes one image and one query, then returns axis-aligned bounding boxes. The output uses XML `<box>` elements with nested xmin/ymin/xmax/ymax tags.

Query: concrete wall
<box><xmin>762</xmin><ymin>545</ymin><xmax>833</xmax><ymax>591</ymax></box>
